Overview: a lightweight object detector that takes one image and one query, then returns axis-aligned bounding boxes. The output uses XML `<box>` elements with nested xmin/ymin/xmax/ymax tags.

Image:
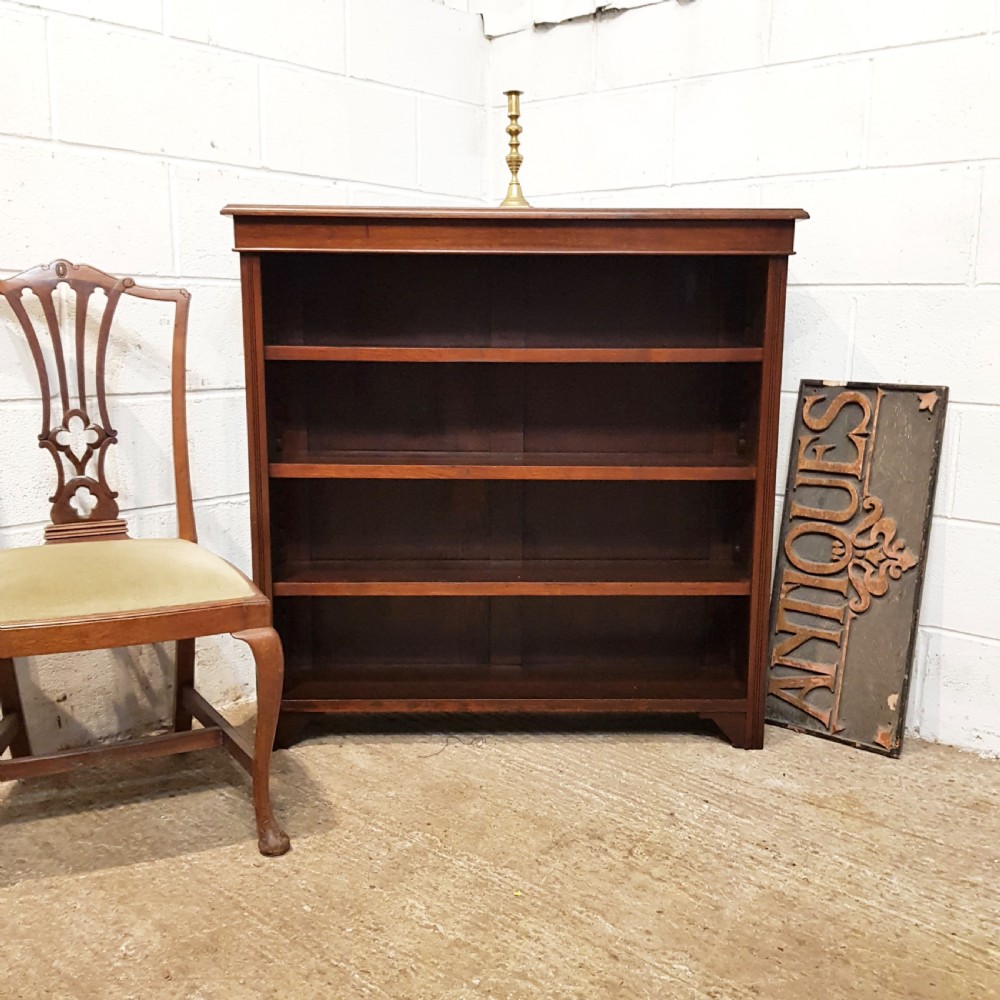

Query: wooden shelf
<box><xmin>272</xmin><ymin>559</ymin><xmax>750</xmax><ymax>597</ymax></box>
<box><xmin>270</xmin><ymin>450</ymin><xmax>756</xmax><ymax>481</ymax></box>
<box><xmin>281</xmin><ymin>660</ymin><xmax>747</xmax><ymax>713</ymax></box>
<box><xmin>266</xmin><ymin>363</ymin><xmax>760</xmax><ymax>464</ymax></box>
<box><xmin>263</xmin><ymin>345</ymin><xmax>764</xmax><ymax>363</ymax></box>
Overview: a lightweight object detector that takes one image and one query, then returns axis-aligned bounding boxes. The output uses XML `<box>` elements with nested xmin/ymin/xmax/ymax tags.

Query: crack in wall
<box><xmin>439</xmin><ymin>0</ymin><xmax>681</xmax><ymax>38</ymax></box>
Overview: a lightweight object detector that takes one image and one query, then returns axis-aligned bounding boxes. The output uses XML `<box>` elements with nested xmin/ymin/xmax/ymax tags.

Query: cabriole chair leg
<box><xmin>233</xmin><ymin>627</ymin><xmax>290</xmax><ymax>856</ymax></box>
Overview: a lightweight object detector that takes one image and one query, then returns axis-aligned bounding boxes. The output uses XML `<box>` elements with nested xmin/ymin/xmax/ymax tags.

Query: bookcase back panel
<box><xmin>260</xmin><ymin>254</ymin><xmax>768</xmax><ymax>349</ymax></box>
<box><xmin>277</xmin><ymin>596</ymin><xmax>485</xmax><ymax>668</ymax></box>
<box><xmin>266</xmin><ymin>362</ymin><xmax>759</xmax><ymax>460</ymax></box>
<box><xmin>270</xmin><ymin>480</ymin><xmax>752</xmax><ymax>567</ymax></box>
<box><xmin>275</xmin><ymin>595</ymin><xmax>748</xmax><ymax>699</ymax></box>
<box><xmin>519</xmin><ymin>596</ymin><xmax>747</xmax><ymax>670</ymax></box>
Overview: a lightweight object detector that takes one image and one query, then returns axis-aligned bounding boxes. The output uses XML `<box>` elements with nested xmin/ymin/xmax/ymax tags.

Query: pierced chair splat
<box><xmin>0</xmin><ymin>259</ymin><xmax>289</xmax><ymax>857</ymax></box>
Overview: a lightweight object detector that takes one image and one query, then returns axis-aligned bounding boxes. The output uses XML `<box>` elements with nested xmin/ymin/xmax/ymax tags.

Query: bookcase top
<box><xmin>222</xmin><ymin>205</ymin><xmax>809</xmax><ymax>221</ymax></box>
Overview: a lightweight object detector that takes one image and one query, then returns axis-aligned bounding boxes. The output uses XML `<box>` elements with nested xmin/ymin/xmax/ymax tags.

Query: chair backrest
<box><xmin>0</xmin><ymin>260</ymin><xmax>195</xmax><ymax>545</ymax></box>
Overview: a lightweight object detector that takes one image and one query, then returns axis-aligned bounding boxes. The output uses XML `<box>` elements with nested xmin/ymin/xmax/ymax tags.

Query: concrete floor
<box><xmin>0</xmin><ymin>717</ymin><xmax>997</xmax><ymax>999</ymax></box>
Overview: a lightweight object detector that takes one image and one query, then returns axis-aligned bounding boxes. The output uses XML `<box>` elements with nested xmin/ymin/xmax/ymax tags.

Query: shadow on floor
<box><xmin>292</xmin><ymin>710</ymin><xmax>731</xmax><ymax>743</ymax></box>
<box><xmin>0</xmin><ymin>741</ymin><xmax>330</xmax><ymax>888</ymax></box>
<box><xmin>0</xmin><ymin>714</ymin><xmax>736</xmax><ymax>888</ymax></box>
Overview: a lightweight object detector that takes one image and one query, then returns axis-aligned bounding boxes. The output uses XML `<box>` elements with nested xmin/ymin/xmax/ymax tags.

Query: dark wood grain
<box><xmin>183</xmin><ymin>686</ymin><xmax>253</xmax><ymax>772</ymax></box>
<box><xmin>0</xmin><ymin>260</ymin><xmax>289</xmax><ymax>856</ymax></box>
<box><xmin>283</xmin><ymin>696</ymin><xmax>750</xmax><ymax>714</ymax></box>
<box><xmin>0</xmin><ymin>657</ymin><xmax>30</xmax><ymax>757</ymax></box>
<box><xmin>0</xmin><ymin>711</ymin><xmax>21</xmax><ymax>755</ymax></box>
<box><xmin>240</xmin><ymin>254</ymin><xmax>273</xmax><ymax>597</ymax></box>
<box><xmin>745</xmin><ymin>256</ymin><xmax>790</xmax><ymax>750</ymax></box>
<box><xmin>223</xmin><ymin>205</ymin><xmax>809</xmax><ymax>220</ymax></box>
<box><xmin>258</xmin><ymin>253</ymin><xmax>768</xmax><ymax>350</ymax></box>
<box><xmin>263</xmin><ymin>346</ymin><xmax>765</xmax><ymax>363</ymax></box>
<box><xmin>0</xmin><ymin>598</ymin><xmax>271</xmax><ymax>658</ymax></box>
<box><xmin>266</xmin><ymin>362</ymin><xmax>757</xmax><ymax>460</ymax></box>
<box><xmin>702</xmin><ymin>711</ymin><xmax>752</xmax><ymax>748</ymax></box>
<box><xmin>282</xmin><ymin>661</ymin><xmax>746</xmax><ymax>705</ymax></box>
<box><xmin>0</xmin><ymin>728</ymin><xmax>223</xmax><ymax>781</ymax></box>
<box><xmin>231</xmin><ymin>218</ymin><xmax>798</xmax><ymax>255</ymax></box>
<box><xmin>0</xmin><ymin>262</ymin><xmax>194</xmax><ymax>541</ymax></box>
<box><xmin>273</xmin><ymin>558</ymin><xmax>750</xmax><ymax>596</ymax></box>
<box><xmin>224</xmin><ymin>207</ymin><xmax>807</xmax><ymax>259</ymax></box>
<box><xmin>268</xmin><ymin>479</ymin><xmax>753</xmax><ymax>570</ymax></box>
<box><xmin>273</xmin><ymin>592</ymin><xmax>749</xmax><ymax>718</ymax></box>
<box><xmin>270</xmin><ymin>450</ymin><xmax>755</xmax><ymax>481</ymax></box>
<box><xmin>232</xmin><ymin>626</ymin><xmax>290</xmax><ymax>855</ymax></box>
<box><xmin>234</xmin><ymin>207</ymin><xmax>803</xmax><ymax>748</ymax></box>
<box><xmin>173</xmin><ymin>637</ymin><xmax>195</xmax><ymax>731</ymax></box>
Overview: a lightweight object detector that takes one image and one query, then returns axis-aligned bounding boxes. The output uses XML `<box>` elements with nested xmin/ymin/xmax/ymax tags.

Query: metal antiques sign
<box><xmin>766</xmin><ymin>382</ymin><xmax>947</xmax><ymax>755</ymax></box>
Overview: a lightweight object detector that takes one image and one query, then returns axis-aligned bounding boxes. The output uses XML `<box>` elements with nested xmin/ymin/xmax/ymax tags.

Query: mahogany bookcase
<box><xmin>225</xmin><ymin>207</ymin><xmax>807</xmax><ymax>749</ymax></box>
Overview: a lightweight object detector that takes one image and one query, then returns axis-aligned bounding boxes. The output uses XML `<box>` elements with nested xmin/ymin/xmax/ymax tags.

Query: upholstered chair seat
<box><xmin>0</xmin><ymin>539</ymin><xmax>256</xmax><ymax>627</ymax></box>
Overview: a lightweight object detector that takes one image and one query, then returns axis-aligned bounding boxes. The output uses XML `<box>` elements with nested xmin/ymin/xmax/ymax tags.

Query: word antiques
<box><xmin>768</xmin><ymin>387</ymin><xmax>934</xmax><ymax>741</ymax></box>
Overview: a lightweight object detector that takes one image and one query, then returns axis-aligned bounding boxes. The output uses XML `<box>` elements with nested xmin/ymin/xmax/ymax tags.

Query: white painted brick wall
<box><xmin>867</xmin><ymin>38</ymin><xmax>1000</xmax><ymax>167</ymax></box>
<box><xmin>596</xmin><ymin>0</ymin><xmax>767</xmax><ymax>86</ymax></box>
<box><xmin>488</xmin><ymin>0</ymin><xmax>1000</xmax><ymax>755</ymax></box>
<box><xmin>488</xmin><ymin>16</ymin><xmax>595</xmax><ymax>100</ymax></box>
<box><xmin>2</xmin><ymin>0</ymin><xmax>998</xmax><ymax>758</ymax></box>
<box><xmin>767</xmin><ymin>0</ymin><xmax>995</xmax><ymax>63</ymax></box>
<box><xmin>51</xmin><ymin>21</ymin><xmax>261</xmax><ymax>164</ymax></box>
<box><xmin>0</xmin><ymin>0</ymin><xmax>486</xmax><ymax>754</ymax></box>
<box><xmin>951</xmin><ymin>408</ymin><xmax>1000</xmax><ymax>524</ymax></box>
<box><xmin>519</xmin><ymin>87</ymin><xmax>674</xmax><ymax>195</ymax></box>
<box><xmin>261</xmin><ymin>67</ymin><xmax>418</xmax><ymax>186</ymax></box>
<box><xmin>914</xmin><ymin>630</ymin><xmax>1000</xmax><ymax>749</ymax></box>
<box><xmin>22</xmin><ymin>0</ymin><xmax>163</xmax><ymax>32</ymax></box>
<box><xmin>351</xmin><ymin>0</ymin><xmax>486</xmax><ymax>102</ymax></box>
<box><xmin>674</xmin><ymin>60</ymin><xmax>869</xmax><ymax>183</ymax></box>
<box><xmin>1</xmin><ymin>145</ymin><xmax>175</xmax><ymax>275</ymax></box>
<box><xmin>0</xmin><ymin>10</ymin><xmax>50</xmax><ymax>138</ymax></box>
<box><xmin>978</xmin><ymin>165</ymin><xmax>1000</xmax><ymax>282</ymax></box>
<box><xmin>165</xmin><ymin>0</ymin><xmax>347</xmax><ymax>72</ymax></box>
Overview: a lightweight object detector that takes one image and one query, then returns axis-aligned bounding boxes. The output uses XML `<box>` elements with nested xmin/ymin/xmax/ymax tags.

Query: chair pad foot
<box><xmin>258</xmin><ymin>825</ymin><xmax>291</xmax><ymax>857</ymax></box>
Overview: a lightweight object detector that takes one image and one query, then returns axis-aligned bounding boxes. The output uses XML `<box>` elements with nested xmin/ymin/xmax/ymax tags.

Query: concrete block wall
<box><xmin>488</xmin><ymin>0</ymin><xmax>1000</xmax><ymax>754</ymax></box>
<box><xmin>2</xmin><ymin>0</ymin><xmax>997</xmax><ymax>757</ymax></box>
<box><xmin>0</xmin><ymin>0</ymin><xmax>486</xmax><ymax>754</ymax></box>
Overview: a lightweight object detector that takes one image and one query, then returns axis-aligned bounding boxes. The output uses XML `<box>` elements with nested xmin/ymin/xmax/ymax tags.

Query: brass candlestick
<box><xmin>500</xmin><ymin>89</ymin><xmax>530</xmax><ymax>207</ymax></box>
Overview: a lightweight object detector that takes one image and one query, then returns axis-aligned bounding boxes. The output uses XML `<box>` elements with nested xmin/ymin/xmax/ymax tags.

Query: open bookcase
<box><xmin>226</xmin><ymin>207</ymin><xmax>806</xmax><ymax>748</ymax></box>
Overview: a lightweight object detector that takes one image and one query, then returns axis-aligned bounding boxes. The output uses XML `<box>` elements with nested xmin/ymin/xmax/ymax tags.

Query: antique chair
<box><xmin>0</xmin><ymin>259</ymin><xmax>289</xmax><ymax>856</ymax></box>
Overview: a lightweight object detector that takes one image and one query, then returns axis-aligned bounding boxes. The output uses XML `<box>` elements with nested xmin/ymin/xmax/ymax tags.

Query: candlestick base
<box><xmin>500</xmin><ymin>178</ymin><xmax>529</xmax><ymax>208</ymax></box>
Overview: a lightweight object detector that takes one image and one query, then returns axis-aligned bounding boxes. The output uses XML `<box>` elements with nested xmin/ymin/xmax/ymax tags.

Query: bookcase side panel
<box><xmin>239</xmin><ymin>252</ymin><xmax>273</xmax><ymax>595</ymax></box>
<box><xmin>747</xmin><ymin>255</ymin><xmax>791</xmax><ymax>747</ymax></box>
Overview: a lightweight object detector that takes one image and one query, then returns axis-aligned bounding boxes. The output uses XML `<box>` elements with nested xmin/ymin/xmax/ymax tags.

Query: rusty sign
<box><xmin>766</xmin><ymin>381</ymin><xmax>947</xmax><ymax>756</ymax></box>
